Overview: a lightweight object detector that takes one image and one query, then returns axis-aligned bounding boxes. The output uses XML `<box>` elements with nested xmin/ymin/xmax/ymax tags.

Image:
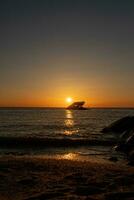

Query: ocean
<box><xmin>0</xmin><ymin>108</ymin><xmax>134</xmax><ymax>162</ymax></box>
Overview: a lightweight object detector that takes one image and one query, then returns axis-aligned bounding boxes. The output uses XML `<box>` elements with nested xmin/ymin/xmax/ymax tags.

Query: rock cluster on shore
<box><xmin>102</xmin><ymin>116</ymin><xmax>134</xmax><ymax>165</ymax></box>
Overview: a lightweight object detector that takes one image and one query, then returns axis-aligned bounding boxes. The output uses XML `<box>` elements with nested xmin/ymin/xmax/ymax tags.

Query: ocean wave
<box><xmin>0</xmin><ymin>136</ymin><xmax>116</xmax><ymax>149</ymax></box>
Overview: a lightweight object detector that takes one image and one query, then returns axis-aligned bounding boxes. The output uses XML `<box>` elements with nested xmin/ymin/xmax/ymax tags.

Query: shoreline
<box><xmin>0</xmin><ymin>156</ymin><xmax>133</xmax><ymax>200</ymax></box>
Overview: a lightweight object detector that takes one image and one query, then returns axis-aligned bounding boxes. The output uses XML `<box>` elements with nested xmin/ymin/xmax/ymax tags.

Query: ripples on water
<box><xmin>0</xmin><ymin>108</ymin><xmax>134</xmax><ymax>138</ymax></box>
<box><xmin>0</xmin><ymin>108</ymin><xmax>134</xmax><ymax>162</ymax></box>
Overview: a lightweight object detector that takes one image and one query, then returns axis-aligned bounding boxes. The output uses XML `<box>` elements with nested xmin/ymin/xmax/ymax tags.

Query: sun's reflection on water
<box><xmin>64</xmin><ymin>129</ymin><xmax>78</xmax><ymax>135</ymax></box>
<box><xmin>64</xmin><ymin>110</ymin><xmax>76</xmax><ymax>136</ymax></box>
<box><xmin>57</xmin><ymin>153</ymin><xmax>77</xmax><ymax>160</ymax></box>
<box><xmin>65</xmin><ymin>110</ymin><xmax>74</xmax><ymax>126</ymax></box>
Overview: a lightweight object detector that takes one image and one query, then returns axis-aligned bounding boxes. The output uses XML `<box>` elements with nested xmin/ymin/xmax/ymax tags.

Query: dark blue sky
<box><xmin>0</xmin><ymin>0</ymin><xmax>134</xmax><ymax>107</ymax></box>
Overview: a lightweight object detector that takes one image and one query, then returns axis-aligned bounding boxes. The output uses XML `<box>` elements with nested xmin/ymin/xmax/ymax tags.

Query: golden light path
<box><xmin>64</xmin><ymin>110</ymin><xmax>79</xmax><ymax>136</ymax></box>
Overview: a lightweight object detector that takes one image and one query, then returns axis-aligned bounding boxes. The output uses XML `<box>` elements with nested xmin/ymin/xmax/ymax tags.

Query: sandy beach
<box><xmin>0</xmin><ymin>156</ymin><xmax>133</xmax><ymax>200</ymax></box>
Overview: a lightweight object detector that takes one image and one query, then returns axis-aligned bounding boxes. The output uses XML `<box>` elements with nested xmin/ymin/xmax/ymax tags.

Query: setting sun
<box><xmin>66</xmin><ymin>97</ymin><xmax>73</xmax><ymax>103</ymax></box>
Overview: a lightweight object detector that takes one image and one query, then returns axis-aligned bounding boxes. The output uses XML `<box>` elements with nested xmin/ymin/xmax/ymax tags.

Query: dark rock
<box><xmin>113</xmin><ymin>131</ymin><xmax>134</xmax><ymax>152</ymax></box>
<box><xmin>120</xmin><ymin>130</ymin><xmax>133</xmax><ymax>141</ymax></box>
<box><xmin>113</xmin><ymin>144</ymin><xmax>125</xmax><ymax>152</ymax></box>
<box><xmin>125</xmin><ymin>132</ymin><xmax>134</xmax><ymax>149</ymax></box>
<box><xmin>102</xmin><ymin>116</ymin><xmax>134</xmax><ymax>134</ymax></box>
<box><xmin>102</xmin><ymin>116</ymin><xmax>134</xmax><ymax>164</ymax></box>
<box><xmin>109</xmin><ymin>156</ymin><xmax>118</xmax><ymax>162</ymax></box>
<box><xmin>128</xmin><ymin>150</ymin><xmax>134</xmax><ymax>166</ymax></box>
<box><xmin>129</xmin><ymin>150</ymin><xmax>134</xmax><ymax>160</ymax></box>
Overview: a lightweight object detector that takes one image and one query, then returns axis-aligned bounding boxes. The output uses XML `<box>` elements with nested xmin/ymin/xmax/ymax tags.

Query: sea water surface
<box><xmin>0</xmin><ymin>108</ymin><xmax>134</xmax><ymax>163</ymax></box>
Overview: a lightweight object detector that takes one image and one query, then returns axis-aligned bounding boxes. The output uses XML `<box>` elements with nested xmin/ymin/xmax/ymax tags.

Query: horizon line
<box><xmin>0</xmin><ymin>106</ymin><xmax>134</xmax><ymax>109</ymax></box>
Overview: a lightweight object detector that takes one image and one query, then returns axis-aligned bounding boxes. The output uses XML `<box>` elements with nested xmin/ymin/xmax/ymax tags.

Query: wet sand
<box><xmin>0</xmin><ymin>156</ymin><xmax>133</xmax><ymax>200</ymax></box>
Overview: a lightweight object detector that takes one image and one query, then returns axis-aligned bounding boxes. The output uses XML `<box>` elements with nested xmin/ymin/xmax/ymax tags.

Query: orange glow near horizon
<box><xmin>0</xmin><ymin>97</ymin><xmax>134</xmax><ymax>108</ymax></box>
<box><xmin>0</xmin><ymin>88</ymin><xmax>134</xmax><ymax>108</ymax></box>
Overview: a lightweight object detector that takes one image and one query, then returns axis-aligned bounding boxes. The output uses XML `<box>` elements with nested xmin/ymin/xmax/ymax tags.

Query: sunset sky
<box><xmin>0</xmin><ymin>0</ymin><xmax>134</xmax><ymax>107</ymax></box>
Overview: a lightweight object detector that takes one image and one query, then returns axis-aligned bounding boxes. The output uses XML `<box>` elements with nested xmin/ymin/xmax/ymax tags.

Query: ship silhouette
<box><xmin>67</xmin><ymin>101</ymin><xmax>87</xmax><ymax>110</ymax></box>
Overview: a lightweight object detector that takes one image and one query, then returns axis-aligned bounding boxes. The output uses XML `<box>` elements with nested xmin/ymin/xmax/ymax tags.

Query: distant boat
<box><xmin>67</xmin><ymin>101</ymin><xmax>87</xmax><ymax>110</ymax></box>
